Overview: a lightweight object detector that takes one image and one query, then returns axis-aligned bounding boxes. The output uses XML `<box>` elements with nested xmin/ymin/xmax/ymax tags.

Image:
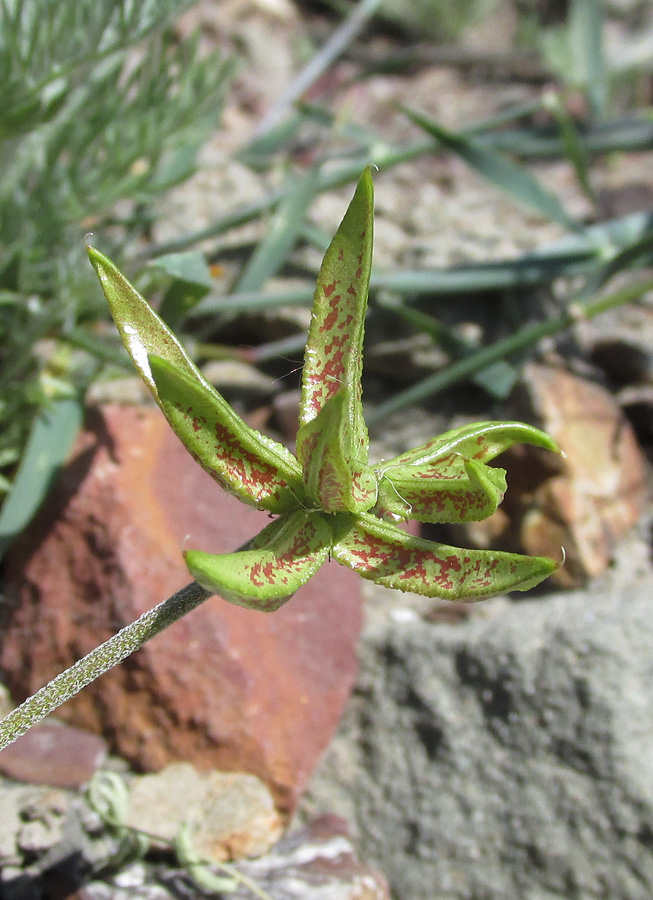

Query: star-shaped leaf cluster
<box><xmin>88</xmin><ymin>168</ymin><xmax>560</xmax><ymax>610</ymax></box>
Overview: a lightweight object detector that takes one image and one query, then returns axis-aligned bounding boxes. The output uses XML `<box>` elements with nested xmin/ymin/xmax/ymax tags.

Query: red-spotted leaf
<box><xmin>376</xmin><ymin>456</ymin><xmax>507</xmax><ymax>523</ymax></box>
<box><xmin>297</xmin><ymin>390</ymin><xmax>377</xmax><ymax>513</ymax></box>
<box><xmin>87</xmin><ymin>245</ymin><xmax>208</xmax><ymax>404</ymax></box>
<box><xmin>298</xmin><ymin>167</ymin><xmax>374</xmax><ymax>468</ymax></box>
<box><xmin>380</xmin><ymin>420</ymin><xmax>560</xmax><ymax>470</ymax></box>
<box><xmin>332</xmin><ymin>513</ymin><xmax>558</xmax><ymax>600</ymax></box>
<box><xmin>150</xmin><ymin>355</ymin><xmax>305</xmax><ymax>513</ymax></box>
<box><xmin>184</xmin><ymin>510</ymin><xmax>332</xmax><ymax>610</ymax></box>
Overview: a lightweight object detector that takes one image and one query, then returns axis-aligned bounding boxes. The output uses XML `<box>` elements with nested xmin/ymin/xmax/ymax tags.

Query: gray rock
<box><xmin>303</xmin><ymin>529</ymin><xmax>653</xmax><ymax>900</ymax></box>
<box><xmin>0</xmin><ymin>783</ymin><xmax>28</xmax><ymax>866</ymax></box>
<box><xmin>83</xmin><ymin>863</ymin><xmax>177</xmax><ymax>900</ymax></box>
<box><xmin>79</xmin><ymin>815</ymin><xmax>389</xmax><ymax>900</ymax></box>
<box><xmin>0</xmin><ymin>781</ymin><xmax>71</xmax><ymax>867</ymax></box>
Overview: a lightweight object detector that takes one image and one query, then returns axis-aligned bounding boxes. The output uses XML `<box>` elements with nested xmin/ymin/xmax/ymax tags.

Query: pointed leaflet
<box><xmin>332</xmin><ymin>513</ymin><xmax>558</xmax><ymax>600</ymax></box>
<box><xmin>88</xmin><ymin>245</ymin><xmax>302</xmax><ymax>513</ymax></box>
<box><xmin>379</xmin><ymin>421</ymin><xmax>560</xmax><ymax>470</ymax></box>
<box><xmin>87</xmin><ymin>245</ymin><xmax>206</xmax><ymax>402</ymax></box>
<box><xmin>297</xmin><ymin>167</ymin><xmax>374</xmax><ymax>498</ymax></box>
<box><xmin>376</xmin><ymin>456</ymin><xmax>507</xmax><ymax>524</ymax></box>
<box><xmin>374</xmin><ymin>421</ymin><xmax>557</xmax><ymax>522</ymax></box>
<box><xmin>150</xmin><ymin>355</ymin><xmax>304</xmax><ymax>513</ymax></box>
<box><xmin>185</xmin><ymin>511</ymin><xmax>331</xmax><ymax>611</ymax></box>
<box><xmin>297</xmin><ymin>390</ymin><xmax>377</xmax><ymax>513</ymax></box>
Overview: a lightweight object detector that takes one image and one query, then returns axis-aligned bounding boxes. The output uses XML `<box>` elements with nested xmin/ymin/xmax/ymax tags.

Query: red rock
<box><xmin>0</xmin><ymin>722</ymin><xmax>107</xmax><ymax>789</ymax></box>
<box><xmin>464</xmin><ymin>364</ymin><xmax>649</xmax><ymax>588</ymax></box>
<box><xmin>1</xmin><ymin>404</ymin><xmax>362</xmax><ymax>812</ymax></box>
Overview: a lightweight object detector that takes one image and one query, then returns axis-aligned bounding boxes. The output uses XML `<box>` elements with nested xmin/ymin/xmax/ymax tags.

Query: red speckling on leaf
<box><xmin>214</xmin><ymin>423</ymin><xmax>286</xmax><ymax>496</ymax></box>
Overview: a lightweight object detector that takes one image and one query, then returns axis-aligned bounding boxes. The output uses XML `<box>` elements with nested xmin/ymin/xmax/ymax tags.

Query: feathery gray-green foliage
<box><xmin>0</xmin><ymin>0</ymin><xmax>232</xmax><ymax>551</ymax></box>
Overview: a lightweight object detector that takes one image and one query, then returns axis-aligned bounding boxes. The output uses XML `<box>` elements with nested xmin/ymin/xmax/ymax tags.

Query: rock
<box><xmin>200</xmin><ymin>359</ymin><xmax>279</xmax><ymax>401</ymax></box>
<box><xmin>271</xmin><ymin>388</ymin><xmax>301</xmax><ymax>441</ymax></box>
<box><xmin>589</xmin><ymin>334</ymin><xmax>653</xmax><ymax>387</ymax></box>
<box><xmin>0</xmin><ymin>723</ymin><xmax>107</xmax><ymax>789</ymax></box>
<box><xmin>1</xmin><ymin>404</ymin><xmax>363</xmax><ymax>813</ymax></box>
<box><xmin>619</xmin><ymin>383</ymin><xmax>653</xmax><ymax>448</ymax></box>
<box><xmin>78</xmin><ymin>862</ymin><xmax>175</xmax><ymax>900</ymax></box>
<box><xmin>581</xmin><ymin>302</ymin><xmax>653</xmax><ymax>388</ymax></box>
<box><xmin>0</xmin><ymin>783</ymin><xmax>32</xmax><ymax>867</ymax></box>
<box><xmin>126</xmin><ymin>762</ymin><xmax>282</xmax><ymax>861</ymax></box>
<box><xmin>0</xmin><ymin>868</ymin><xmax>40</xmax><ymax>900</ymax></box>
<box><xmin>221</xmin><ymin>814</ymin><xmax>390</xmax><ymax>900</ymax></box>
<box><xmin>464</xmin><ymin>363</ymin><xmax>649</xmax><ymax>587</ymax></box>
<box><xmin>72</xmin><ymin>815</ymin><xmax>389</xmax><ymax>900</ymax></box>
<box><xmin>0</xmin><ymin>780</ymin><xmax>71</xmax><ymax>868</ymax></box>
<box><xmin>304</xmin><ymin>531</ymin><xmax>653</xmax><ymax>900</ymax></box>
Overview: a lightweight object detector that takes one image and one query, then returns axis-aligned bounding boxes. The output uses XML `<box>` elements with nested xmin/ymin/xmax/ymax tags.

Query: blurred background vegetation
<box><xmin>1</xmin><ymin>0</ymin><xmax>652</xmax><ymax>558</ymax></box>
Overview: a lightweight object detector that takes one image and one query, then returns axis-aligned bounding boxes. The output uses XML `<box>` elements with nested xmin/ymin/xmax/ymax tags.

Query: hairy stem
<box><xmin>0</xmin><ymin>581</ymin><xmax>213</xmax><ymax>752</ymax></box>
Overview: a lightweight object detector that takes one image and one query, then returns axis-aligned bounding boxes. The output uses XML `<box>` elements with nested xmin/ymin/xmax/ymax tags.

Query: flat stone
<box><xmin>0</xmin><ymin>723</ymin><xmax>107</xmax><ymax>789</ymax></box>
<box><xmin>1</xmin><ymin>404</ymin><xmax>363</xmax><ymax>813</ymax></box>
<box><xmin>465</xmin><ymin>363</ymin><xmax>649</xmax><ymax>587</ymax></box>
<box><xmin>126</xmin><ymin>762</ymin><xmax>282</xmax><ymax>861</ymax></box>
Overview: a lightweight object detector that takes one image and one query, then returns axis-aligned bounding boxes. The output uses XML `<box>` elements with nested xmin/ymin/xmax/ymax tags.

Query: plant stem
<box><xmin>0</xmin><ymin>580</ymin><xmax>213</xmax><ymax>752</ymax></box>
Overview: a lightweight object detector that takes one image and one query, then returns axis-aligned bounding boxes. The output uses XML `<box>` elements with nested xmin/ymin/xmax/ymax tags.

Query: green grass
<box><xmin>0</xmin><ymin>0</ymin><xmax>233</xmax><ymax>556</ymax></box>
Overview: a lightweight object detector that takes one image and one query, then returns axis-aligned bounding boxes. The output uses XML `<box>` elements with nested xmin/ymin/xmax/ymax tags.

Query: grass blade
<box><xmin>368</xmin><ymin>273</ymin><xmax>653</xmax><ymax>422</ymax></box>
<box><xmin>235</xmin><ymin>166</ymin><xmax>320</xmax><ymax>295</ymax></box>
<box><xmin>543</xmin><ymin>90</ymin><xmax>596</xmax><ymax>204</ymax></box>
<box><xmin>252</xmin><ymin>0</ymin><xmax>385</xmax><ymax>138</ymax></box>
<box><xmin>0</xmin><ymin>398</ymin><xmax>83</xmax><ymax>560</ymax></box>
<box><xmin>403</xmin><ymin>106</ymin><xmax>579</xmax><ymax>231</ymax></box>
<box><xmin>569</xmin><ymin>0</ymin><xmax>607</xmax><ymax>116</ymax></box>
<box><xmin>377</xmin><ymin>297</ymin><xmax>518</xmax><ymax>399</ymax></box>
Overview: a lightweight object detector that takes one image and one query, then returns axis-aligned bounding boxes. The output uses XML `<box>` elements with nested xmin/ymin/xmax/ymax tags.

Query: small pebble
<box><xmin>0</xmin><ymin>723</ymin><xmax>107</xmax><ymax>789</ymax></box>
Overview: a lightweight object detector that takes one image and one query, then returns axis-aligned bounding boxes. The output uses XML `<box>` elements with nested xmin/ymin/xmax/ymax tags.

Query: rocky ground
<box><xmin>1</xmin><ymin>1</ymin><xmax>653</xmax><ymax>898</ymax></box>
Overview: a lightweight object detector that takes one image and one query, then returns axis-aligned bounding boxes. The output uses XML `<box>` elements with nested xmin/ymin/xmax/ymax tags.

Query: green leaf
<box><xmin>376</xmin><ymin>457</ymin><xmax>507</xmax><ymax>524</ymax></box>
<box><xmin>0</xmin><ymin>398</ymin><xmax>83</xmax><ymax>560</ymax></box>
<box><xmin>297</xmin><ymin>390</ymin><xmax>377</xmax><ymax>513</ymax></box>
<box><xmin>149</xmin><ymin>355</ymin><xmax>305</xmax><ymax>513</ymax></box>
<box><xmin>234</xmin><ymin>165</ymin><xmax>320</xmax><ymax>294</ymax></box>
<box><xmin>299</xmin><ymin>166</ymin><xmax>374</xmax><ymax>468</ymax></box>
<box><xmin>150</xmin><ymin>251</ymin><xmax>214</xmax><ymax>328</ymax></box>
<box><xmin>403</xmin><ymin>107</ymin><xmax>578</xmax><ymax>231</ymax></box>
<box><xmin>332</xmin><ymin>513</ymin><xmax>558</xmax><ymax>600</ymax></box>
<box><xmin>543</xmin><ymin>91</ymin><xmax>595</xmax><ymax>205</ymax></box>
<box><xmin>150</xmin><ymin>250</ymin><xmax>214</xmax><ymax>289</ymax></box>
<box><xmin>377</xmin><ymin>421</ymin><xmax>560</xmax><ymax>469</ymax></box>
<box><xmin>542</xmin><ymin>0</ymin><xmax>607</xmax><ymax>116</ymax></box>
<box><xmin>185</xmin><ymin>510</ymin><xmax>331</xmax><ymax>610</ymax></box>
<box><xmin>87</xmin><ymin>245</ymin><xmax>206</xmax><ymax>404</ymax></box>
